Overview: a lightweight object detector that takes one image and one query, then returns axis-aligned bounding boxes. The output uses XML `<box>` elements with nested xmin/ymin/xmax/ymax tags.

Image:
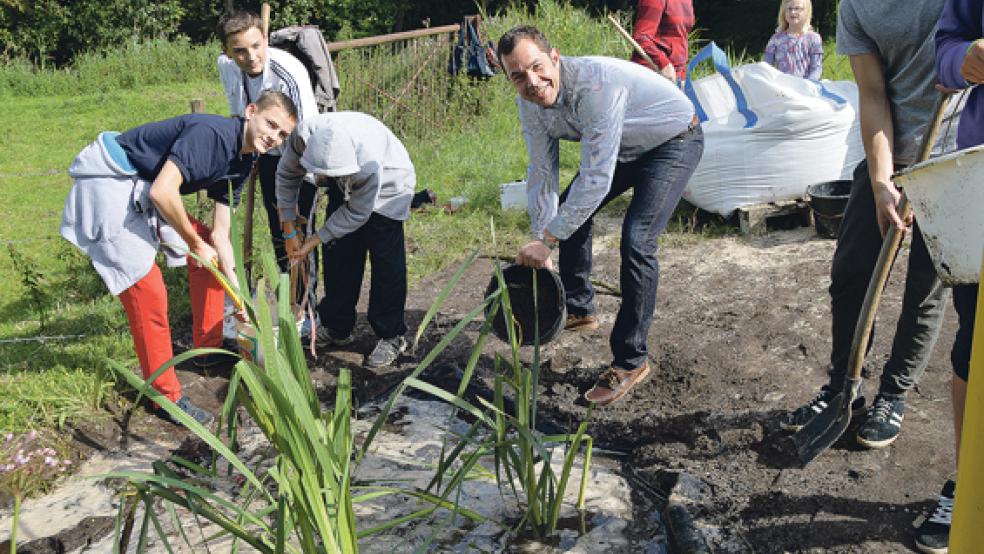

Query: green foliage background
<box><xmin>1</xmin><ymin>0</ymin><xmax>839</xmax><ymax>67</ymax></box>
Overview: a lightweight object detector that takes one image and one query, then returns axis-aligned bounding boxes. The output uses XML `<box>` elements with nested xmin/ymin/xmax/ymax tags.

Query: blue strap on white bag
<box><xmin>814</xmin><ymin>81</ymin><xmax>847</xmax><ymax>105</ymax></box>
<box><xmin>684</xmin><ymin>42</ymin><xmax>758</xmax><ymax>128</ymax></box>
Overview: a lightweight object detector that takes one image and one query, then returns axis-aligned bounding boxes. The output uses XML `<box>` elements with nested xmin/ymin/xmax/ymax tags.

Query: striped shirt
<box><xmin>630</xmin><ymin>0</ymin><xmax>695</xmax><ymax>80</ymax></box>
<box><xmin>218</xmin><ymin>47</ymin><xmax>317</xmax><ymax>156</ymax></box>
<box><xmin>518</xmin><ymin>56</ymin><xmax>694</xmax><ymax>240</ymax></box>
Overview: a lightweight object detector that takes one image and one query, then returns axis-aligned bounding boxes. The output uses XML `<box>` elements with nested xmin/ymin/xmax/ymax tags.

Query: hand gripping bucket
<box><xmin>484</xmin><ymin>265</ymin><xmax>566</xmax><ymax>346</ymax></box>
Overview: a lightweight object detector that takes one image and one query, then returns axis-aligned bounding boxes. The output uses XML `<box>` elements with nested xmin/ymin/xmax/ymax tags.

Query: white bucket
<box><xmin>895</xmin><ymin>144</ymin><xmax>984</xmax><ymax>285</ymax></box>
<box><xmin>499</xmin><ymin>180</ymin><xmax>527</xmax><ymax>210</ymax></box>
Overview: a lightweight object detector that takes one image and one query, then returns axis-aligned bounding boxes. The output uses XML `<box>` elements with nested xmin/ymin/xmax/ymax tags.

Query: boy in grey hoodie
<box><xmin>276</xmin><ymin>112</ymin><xmax>415</xmax><ymax>368</ymax></box>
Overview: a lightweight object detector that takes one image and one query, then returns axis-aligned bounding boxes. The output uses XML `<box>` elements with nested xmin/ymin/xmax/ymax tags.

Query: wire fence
<box><xmin>329</xmin><ymin>20</ymin><xmax>474</xmax><ymax>140</ymax></box>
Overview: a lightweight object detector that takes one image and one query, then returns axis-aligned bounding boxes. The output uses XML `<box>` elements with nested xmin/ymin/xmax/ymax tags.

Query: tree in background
<box><xmin>1</xmin><ymin>0</ymin><xmax>834</xmax><ymax>69</ymax></box>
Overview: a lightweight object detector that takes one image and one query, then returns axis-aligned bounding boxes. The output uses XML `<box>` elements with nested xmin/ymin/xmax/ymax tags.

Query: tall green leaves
<box><xmin>368</xmin><ymin>255</ymin><xmax>594</xmax><ymax>539</ymax></box>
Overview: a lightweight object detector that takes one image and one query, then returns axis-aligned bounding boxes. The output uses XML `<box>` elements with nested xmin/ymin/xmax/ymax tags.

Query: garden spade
<box><xmin>794</xmin><ymin>91</ymin><xmax>951</xmax><ymax>464</ymax></box>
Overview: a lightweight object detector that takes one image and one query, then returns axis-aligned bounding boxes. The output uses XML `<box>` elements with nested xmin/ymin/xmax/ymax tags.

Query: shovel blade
<box><xmin>792</xmin><ymin>391</ymin><xmax>852</xmax><ymax>465</ymax></box>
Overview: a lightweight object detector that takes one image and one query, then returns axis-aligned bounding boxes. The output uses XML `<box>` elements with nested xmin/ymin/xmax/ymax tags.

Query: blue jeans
<box><xmin>559</xmin><ymin>126</ymin><xmax>704</xmax><ymax>370</ymax></box>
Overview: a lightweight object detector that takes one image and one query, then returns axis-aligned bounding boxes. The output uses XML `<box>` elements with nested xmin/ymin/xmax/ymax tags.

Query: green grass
<box><xmin>0</xmin><ymin>81</ymin><xmax>229</xmax><ymax>431</ymax></box>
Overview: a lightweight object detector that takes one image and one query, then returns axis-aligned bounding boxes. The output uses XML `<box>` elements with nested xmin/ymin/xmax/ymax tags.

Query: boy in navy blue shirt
<box><xmin>61</xmin><ymin>91</ymin><xmax>297</xmax><ymax>425</ymax></box>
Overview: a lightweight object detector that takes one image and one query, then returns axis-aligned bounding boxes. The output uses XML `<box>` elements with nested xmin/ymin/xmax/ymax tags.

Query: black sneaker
<box><xmin>315</xmin><ymin>327</ymin><xmax>355</xmax><ymax>347</ymax></box>
<box><xmin>191</xmin><ymin>351</ymin><xmax>239</xmax><ymax>370</ymax></box>
<box><xmin>160</xmin><ymin>396</ymin><xmax>215</xmax><ymax>427</ymax></box>
<box><xmin>780</xmin><ymin>382</ymin><xmax>865</xmax><ymax>432</ymax></box>
<box><xmin>856</xmin><ymin>394</ymin><xmax>905</xmax><ymax>449</ymax></box>
<box><xmin>914</xmin><ymin>480</ymin><xmax>954</xmax><ymax>554</ymax></box>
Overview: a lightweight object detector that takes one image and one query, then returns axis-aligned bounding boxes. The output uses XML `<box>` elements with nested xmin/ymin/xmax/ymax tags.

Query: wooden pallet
<box><xmin>737</xmin><ymin>198</ymin><xmax>814</xmax><ymax>235</ymax></box>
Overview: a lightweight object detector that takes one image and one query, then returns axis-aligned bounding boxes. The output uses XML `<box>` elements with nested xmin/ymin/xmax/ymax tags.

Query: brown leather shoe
<box><xmin>564</xmin><ymin>314</ymin><xmax>600</xmax><ymax>332</ymax></box>
<box><xmin>584</xmin><ymin>362</ymin><xmax>650</xmax><ymax>406</ymax></box>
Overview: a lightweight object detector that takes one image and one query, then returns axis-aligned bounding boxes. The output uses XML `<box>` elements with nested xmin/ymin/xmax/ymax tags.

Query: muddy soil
<box><xmin>6</xmin><ymin>218</ymin><xmax>958</xmax><ymax>553</ymax></box>
<box><xmin>389</xmin><ymin>222</ymin><xmax>957</xmax><ymax>553</ymax></box>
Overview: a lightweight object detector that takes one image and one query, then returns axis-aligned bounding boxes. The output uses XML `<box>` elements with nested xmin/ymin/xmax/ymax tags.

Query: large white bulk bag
<box><xmin>681</xmin><ymin>43</ymin><xmax>864</xmax><ymax>216</ymax></box>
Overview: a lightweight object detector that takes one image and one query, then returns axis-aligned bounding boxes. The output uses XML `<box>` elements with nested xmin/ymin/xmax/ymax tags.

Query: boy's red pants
<box><xmin>116</xmin><ymin>219</ymin><xmax>225</xmax><ymax>402</ymax></box>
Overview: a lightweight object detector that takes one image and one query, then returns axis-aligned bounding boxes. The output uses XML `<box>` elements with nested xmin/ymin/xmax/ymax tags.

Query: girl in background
<box><xmin>763</xmin><ymin>0</ymin><xmax>823</xmax><ymax>80</ymax></box>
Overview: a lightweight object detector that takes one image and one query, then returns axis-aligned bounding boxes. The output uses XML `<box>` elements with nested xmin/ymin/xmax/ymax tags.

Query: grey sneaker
<box><xmin>316</xmin><ymin>327</ymin><xmax>354</xmax><ymax>347</ymax></box>
<box><xmin>780</xmin><ymin>381</ymin><xmax>865</xmax><ymax>432</ymax></box>
<box><xmin>366</xmin><ymin>336</ymin><xmax>407</xmax><ymax>368</ymax></box>
<box><xmin>161</xmin><ymin>397</ymin><xmax>215</xmax><ymax>427</ymax></box>
<box><xmin>856</xmin><ymin>394</ymin><xmax>905</xmax><ymax>449</ymax></box>
<box><xmin>914</xmin><ymin>479</ymin><xmax>954</xmax><ymax>554</ymax></box>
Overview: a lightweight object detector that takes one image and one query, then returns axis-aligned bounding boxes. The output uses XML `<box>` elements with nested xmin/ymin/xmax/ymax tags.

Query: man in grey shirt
<box><xmin>497</xmin><ymin>25</ymin><xmax>704</xmax><ymax>405</ymax></box>
<box><xmin>781</xmin><ymin>0</ymin><xmax>948</xmax><ymax>451</ymax></box>
<box><xmin>277</xmin><ymin>112</ymin><xmax>415</xmax><ymax>368</ymax></box>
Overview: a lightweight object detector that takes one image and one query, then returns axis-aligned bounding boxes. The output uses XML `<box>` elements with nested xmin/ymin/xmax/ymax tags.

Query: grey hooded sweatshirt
<box><xmin>275</xmin><ymin>112</ymin><xmax>415</xmax><ymax>244</ymax></box>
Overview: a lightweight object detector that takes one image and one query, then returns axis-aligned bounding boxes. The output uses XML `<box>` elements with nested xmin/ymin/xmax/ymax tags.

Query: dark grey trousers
<box><xmin>827</xmin><ymin>161</ymin><xmax>949</xmax><ymax>398</ymax></box>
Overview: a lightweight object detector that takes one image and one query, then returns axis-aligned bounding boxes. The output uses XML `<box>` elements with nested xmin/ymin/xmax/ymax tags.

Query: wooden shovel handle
<box><xmin>607</xmin><ymin>14</ymin><xmax>659</xmax><ymax>71</ymax></box>
<box><xmin>845</xmin><ymin>92</ymin><xmax>950</xmax><ymax>380</ymax></box>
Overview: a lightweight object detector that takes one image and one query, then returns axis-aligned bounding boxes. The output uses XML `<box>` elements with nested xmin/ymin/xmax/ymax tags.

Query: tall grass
<box><xmin>0</xmin><ymin>37</ymin><xmax>218</xmax><ymax>97</ymax></box>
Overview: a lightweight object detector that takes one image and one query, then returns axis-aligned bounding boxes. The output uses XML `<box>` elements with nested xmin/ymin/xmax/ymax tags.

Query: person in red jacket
<box><xmin>630</xmin><ymin>0</ymin><xmax>695</xmax><ymax>83</ymax></box>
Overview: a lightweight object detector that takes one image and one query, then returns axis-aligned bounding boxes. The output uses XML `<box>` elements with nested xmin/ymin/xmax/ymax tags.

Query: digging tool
<box><xmin>607</xmin><ymin>14</ymin><xmax>661</xmax><ymax>72</ymax></box>
<box><xmin>793</xmin><ymin>92</ymin><xmax>951</xmax><ymax>464</ymax></box>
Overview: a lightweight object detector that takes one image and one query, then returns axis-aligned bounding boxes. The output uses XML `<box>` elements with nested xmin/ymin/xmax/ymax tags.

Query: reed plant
<box><xmin>100</xmin><ymin>196</ymin><xmax>366</xmax><ymax>552</ymax></box>
<box><xmin>364</xmin><ymin>227</ymin><xmax>594</xmax><ymax>541</ymax></box>
<box><xmin>105</xmin><ymin>263</ymin><xmax>360</xmax><ymax>553</ymax></box>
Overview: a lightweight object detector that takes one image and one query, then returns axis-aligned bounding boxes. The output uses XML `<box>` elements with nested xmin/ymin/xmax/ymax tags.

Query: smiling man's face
<box><xmin>501</xmin><ymin>38</ymin><xmax>561</xmax><ymax>108</ymax></box>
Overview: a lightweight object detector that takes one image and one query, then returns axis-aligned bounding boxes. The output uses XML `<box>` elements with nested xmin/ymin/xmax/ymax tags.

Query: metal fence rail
<box><xmin>328</xmin><ymin>19</ymin><xmax>476</xmax><ymax>139</ymax></box>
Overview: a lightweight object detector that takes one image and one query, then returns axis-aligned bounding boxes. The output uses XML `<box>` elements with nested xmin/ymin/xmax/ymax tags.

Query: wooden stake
<box><xmin>242</xmin><ymin>3</ymin><xmax>270</xmax><ymax>281</ymax></box>
<box><xmin>189</xmin><ymin>99</ymin><xmax>207</xmax><ymax>211</ymax></box>
<box><xmin>607</xmin><ymin>14</ymin><xmax>659</xmax><ymax>72</ymax></box>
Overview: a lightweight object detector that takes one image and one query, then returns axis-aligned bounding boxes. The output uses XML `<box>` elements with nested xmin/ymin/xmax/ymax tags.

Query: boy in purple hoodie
<box><xmin>914</xmin><ymin>2</ymin><xmax>984</xmax><ymax>552</ymax></box>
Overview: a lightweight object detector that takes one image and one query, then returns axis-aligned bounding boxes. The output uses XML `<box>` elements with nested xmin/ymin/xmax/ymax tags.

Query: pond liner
<box><xmin>0</xmin><ymin>515</ymin><xmax>116</xmax><ymax>553</ymax></box>
<box><xmin>365</xmin><ymin>363</ymin><xmax>571</xmax><ymax>436</ymax></box>
<box><xmin>665</xmin><ymin>504</ymin><xmax>712</xmax><ymax>554</ymax></box>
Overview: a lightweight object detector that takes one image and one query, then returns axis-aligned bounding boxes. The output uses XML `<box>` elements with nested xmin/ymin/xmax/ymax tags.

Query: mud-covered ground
<box><xmin>5</xmin><ymin>218</ymin><xmax>959</xmax><ymax>553</ymax></box>
<box><xmin>383</xmin><ymin>220</ymin><xmax>957</xmax><ymax>553</ymax></box>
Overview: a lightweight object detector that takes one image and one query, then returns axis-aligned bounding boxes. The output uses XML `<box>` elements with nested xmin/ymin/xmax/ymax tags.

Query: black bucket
<box><xmin>806</xmin><ymin>180</ymin><xmax>851</xmax><ymax>239</ymax></box>
<box><xmin>484</xmin><ymin>265</ymin><xmax>566</xmax><ymax>346</ymax></box>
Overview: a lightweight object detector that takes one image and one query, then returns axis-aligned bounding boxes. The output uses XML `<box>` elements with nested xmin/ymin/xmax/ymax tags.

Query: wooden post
<box><xmin>189</xmin><ymin>99</ymin><xmax>207</xmax><ymax>212</ymax></box>
<box><xmin>951</xmin><ymin>255</ymin><xmax>984</xmax><ymax>551</ymax></box>
<box><xmin>242</xmin><ymin>4</ymin><xmax>270</xmax><ymax>282</ymax></box>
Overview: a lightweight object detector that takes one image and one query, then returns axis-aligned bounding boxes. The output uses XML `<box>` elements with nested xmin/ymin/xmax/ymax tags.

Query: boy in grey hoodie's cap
<box><xmin>276</xmin><ymin>111</ymin><xmax>415</xmax><ymax>368</ymax></box>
